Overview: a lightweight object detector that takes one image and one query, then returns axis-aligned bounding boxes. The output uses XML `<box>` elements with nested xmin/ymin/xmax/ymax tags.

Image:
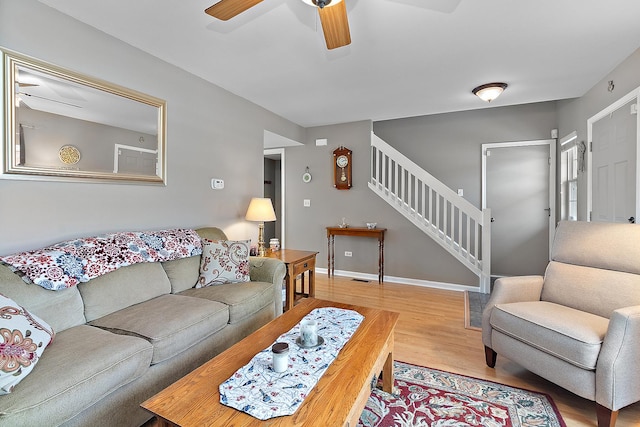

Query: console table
<box><xmin>265</xmin><ymin>249</ymin><xmax>318</xmax><ymax>311</ymax></box>
<box><xmin>326</xmin><ymin>227</ymin><xmax>386</xmax><ymax>283</ymax></box>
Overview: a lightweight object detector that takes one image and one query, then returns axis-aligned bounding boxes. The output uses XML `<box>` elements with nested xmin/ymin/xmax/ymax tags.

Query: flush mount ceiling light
<box><xmin>472</xmin><ymin>82</ymin><xmax>508</xmax><ymax>102</ymax></box>
<box><xmin>300</xmin><ymin>0</ymin><xmax>343</xmax><ymax>7</ymax></box>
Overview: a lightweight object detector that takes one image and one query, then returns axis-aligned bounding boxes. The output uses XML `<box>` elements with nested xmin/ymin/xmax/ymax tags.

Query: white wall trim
<box><xmin>315</xmin><ymin>268</ymin><xmax>477</xmax><ymax>293</ymax></box>
<box><xmin>560</xmin><ymin>131</ymin><xmax>577</xmax><ymax>148</ymax></box>
<box><xmin>586</xmin><ymin>86</ymin><xmax>640</xmax><ymax>222</ymax></box>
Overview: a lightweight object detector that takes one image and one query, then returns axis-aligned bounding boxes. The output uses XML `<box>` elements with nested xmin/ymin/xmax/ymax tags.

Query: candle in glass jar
<box><xmin>272</xmin><ymin>342</ymin><xmax>289</xmax><ymax>373</ymax></box>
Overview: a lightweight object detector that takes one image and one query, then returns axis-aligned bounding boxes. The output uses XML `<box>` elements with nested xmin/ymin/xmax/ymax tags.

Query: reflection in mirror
<box><xmin>2</xmin><ymin>48</ymin><xmax>166</xmax><ymax>184</ymax></box>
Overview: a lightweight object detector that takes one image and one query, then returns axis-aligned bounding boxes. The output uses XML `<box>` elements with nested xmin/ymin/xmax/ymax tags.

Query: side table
<box><xmin>326</xmin><ymin>227</ymin><xmax>386</xmax><ymax>283</ymax></box>
<box><xmin>265</xmin><ymin>249</ymin><xmax>319</xmax><ymax>311</ymax></box>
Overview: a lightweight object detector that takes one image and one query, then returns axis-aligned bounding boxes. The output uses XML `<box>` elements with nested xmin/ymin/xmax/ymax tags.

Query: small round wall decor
<box><xmin>302</xmin><ymin>166</ymin><xmax>312</xmax><ymax>183</ymax></box>
<box><xmin>58</xmin><ymin>145</ymin><xmax>81</xmax><ymax>165</ymax></box>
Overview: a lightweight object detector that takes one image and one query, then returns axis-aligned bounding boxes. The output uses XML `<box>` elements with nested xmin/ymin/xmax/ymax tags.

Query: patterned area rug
<box><xmin>358</xmin><ymin>362</ymin><xmax>566</xmax><ymax>427</ymax></box>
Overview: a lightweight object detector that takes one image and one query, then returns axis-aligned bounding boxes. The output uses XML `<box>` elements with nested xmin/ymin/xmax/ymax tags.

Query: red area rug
<box><xmin>358</xmin><ymin>362</ymin><xmax>566</xmax><ymax>427</ymax></box>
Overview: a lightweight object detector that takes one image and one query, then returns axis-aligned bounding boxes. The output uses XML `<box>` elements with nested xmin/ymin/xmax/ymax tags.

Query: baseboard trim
<box><xmin>315</xmin><ymin>268</ymin><xmax>479</xmax><ymax>293</ymax></box>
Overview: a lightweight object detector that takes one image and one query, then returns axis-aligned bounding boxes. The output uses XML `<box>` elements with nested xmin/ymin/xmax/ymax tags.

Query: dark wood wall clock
<box><xmin>333</xmin><ymin>146</ymin><xmax>352</xmax><ymax>190</ymax></box>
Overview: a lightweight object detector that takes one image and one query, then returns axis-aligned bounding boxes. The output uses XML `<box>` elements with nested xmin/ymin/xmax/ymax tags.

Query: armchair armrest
<box><xmin>596</xmin><ymin>305</ymin><xmax>640</xmax><ymax>411</ymax></box>
<box><xmin>249</xmin><ymin>256</ymin><xmax>286</xmax><ymax>316</ymax></box>
<box><xmin>482</xmin><ymin>275</ymin><xmax>544</xmax><ymax>348</ymax></box>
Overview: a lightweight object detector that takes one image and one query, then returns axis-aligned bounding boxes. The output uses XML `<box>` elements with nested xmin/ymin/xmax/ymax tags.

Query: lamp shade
<box><xmin>472</xmin><ymin>82</ymin><xmax>508</xmax><ymax>102</ymax></box>
<box><xmin>245</xmin><ymin>197</ymin><xmax>276</xmax><ymax>222</ymax></box>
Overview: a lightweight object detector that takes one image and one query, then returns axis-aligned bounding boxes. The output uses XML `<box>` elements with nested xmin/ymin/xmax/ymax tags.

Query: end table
<box><xmin>265</xmin><ymin>249</ymin><xmax>319</xmax><ymax>311</ymax></box>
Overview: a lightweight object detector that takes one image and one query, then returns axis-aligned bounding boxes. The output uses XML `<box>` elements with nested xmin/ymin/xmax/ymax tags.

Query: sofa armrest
<box><xmin>249</xmin><ymin>257</ymin><xmax>286</xmax><ymax>316</ymax></box>
<box><xmin>482</xmin><ymin>275</ymin><xmax>544</xmax><ymax>347</ymax></box>
<box><xmin>596</xmin><ymin>305</ymin><xmax>640</xmax><ymax>411</ymax></box>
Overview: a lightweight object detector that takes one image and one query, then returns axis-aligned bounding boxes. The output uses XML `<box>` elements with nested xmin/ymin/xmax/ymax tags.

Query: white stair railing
<box><xmin>369</xmin><ymin>132</ymin><xmax>491</xmax><ymax>291</ymax></box>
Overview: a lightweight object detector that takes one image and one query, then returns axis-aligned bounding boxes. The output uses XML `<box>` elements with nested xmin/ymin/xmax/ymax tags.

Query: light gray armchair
<box><xmin>482</xmin><ymin>221</ymin><xmax>640</xmax><ymax>427</ymax></box>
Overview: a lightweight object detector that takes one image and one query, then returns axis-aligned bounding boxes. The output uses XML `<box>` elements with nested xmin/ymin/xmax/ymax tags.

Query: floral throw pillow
<box><xmin>0</xmin><ymin>293</ymin><xmax>55</xmax><ymax>394</ymax></box>
<box><xmin>197</xmin><ymin>239</ymin><xmax>251</xmax><ymax>287</ymax></box>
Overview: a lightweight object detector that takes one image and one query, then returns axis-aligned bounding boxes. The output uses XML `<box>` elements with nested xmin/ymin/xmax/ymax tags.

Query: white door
<box><xmin>591</xmin><ymin>99</ymin><xmax>637</xmax><ymax>223</ymax></box>
<box><xmin>483</xmin><ymin>141</ymin><xmax>554</xmax><ymax>277</ymax></box>
<box><xmin>118</xmin><ymin>149</ymin><xmax>157</xmax><ymax>176</ymax></box>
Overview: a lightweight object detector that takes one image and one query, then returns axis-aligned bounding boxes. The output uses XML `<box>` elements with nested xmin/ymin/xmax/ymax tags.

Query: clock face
<box><xmin>336</xmin><ymin>155</ymin><xmax>349</xmax><ymax>168</ymax></box>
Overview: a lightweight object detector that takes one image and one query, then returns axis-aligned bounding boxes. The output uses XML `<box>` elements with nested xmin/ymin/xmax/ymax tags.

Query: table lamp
<box><xmin>245</xmin><ymin>197</ymin><xmax>276</xmax><ymax>256</ymax></box>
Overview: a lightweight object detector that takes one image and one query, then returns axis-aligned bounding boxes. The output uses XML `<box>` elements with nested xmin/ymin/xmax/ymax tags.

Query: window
<box><xmin>560</xmin><ymin>132</ymin><xmax>578</xmax><ymax>221</ymax></box>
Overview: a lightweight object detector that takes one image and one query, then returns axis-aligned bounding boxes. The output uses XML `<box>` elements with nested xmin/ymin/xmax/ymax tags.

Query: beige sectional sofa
<box><xmin>0</xmin><ymin>227</ymin><xmax>286</xmax><ymax>427</ymax></box>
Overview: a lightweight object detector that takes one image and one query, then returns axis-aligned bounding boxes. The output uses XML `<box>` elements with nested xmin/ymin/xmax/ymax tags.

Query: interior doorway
<box><xmin>587</xmin><ymin>89</ymin><xmax>640</xmax><ymax>223</ymax></box>
<box><xmin>264</xmin><ymin>148</ymin><xmax>285</xmax><ymax>247</ymax></box>
<box><xmin>482</xmin><ymin>139</ymin><xmax>556</xmax><ymax>278</ymax></box>
<box><xmin>263</xmin><ymin>130</ymin><xmax>304</xmax><ymax>249</ymax></box>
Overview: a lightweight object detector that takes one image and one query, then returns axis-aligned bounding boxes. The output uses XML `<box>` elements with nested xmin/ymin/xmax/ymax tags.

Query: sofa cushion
<box><xmin>0</xmin><ymin>293</ymin><xmax>55</xmax><ymax>395</ymax></box>
<box><xmin>179</xmin><ymin>280</ymin><xmax>274</xmax><ymax>324</ymax></box>
<box><xmin>89</xmin><ymin>294</ymin><xmax>229</xmax><ymax>364</ymax></box>
<box><xmin>0</xmin><ymin>264</ymin><xmax>86</xmax><ymax>332</ymax></box>
<box><xmin>490</xmin><ymin>301</ymin><xmax>609</xmax><ymax>370</ymax></box>
<box><xmin>78</xmin><ymin>262</ymin><xmax>171</xmax><ymax>322</ymax></box>
<box><xmin>195</xmin><ymin>227</ymin><xmax>228</xmax><ymax>241</ymax></box>
<box><xmin>197</xmin><ymin>239</ymin><xmax>251</xmax><ymax>287</ymax></box>
<box><xmin>162</xmin><ymin>255</ymin><xmax>201</xmax><ymax>293</ymax></box>
<box><xmin>0</xmin><ymin>325</ymin><xmax>152</xmax><ymax>426</ymax></box>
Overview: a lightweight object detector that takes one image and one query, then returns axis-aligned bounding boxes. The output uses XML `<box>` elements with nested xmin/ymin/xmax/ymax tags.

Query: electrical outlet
<box><xmin>344</xmin><ymin>251</ymin><xmax>352</xmax><ymax>257</ymax></box>
<box><xmin>303</xmin><ymin>199</ymin><xmax>311</xmax><ymax>207</ymax></box>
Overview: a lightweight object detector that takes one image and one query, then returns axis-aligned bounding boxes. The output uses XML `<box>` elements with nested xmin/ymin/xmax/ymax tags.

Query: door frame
<box><xmin>481</xmin><ymin>139</ymin><xmax>557</xmax><ymax>276</ymax></box>
<box><xmin>264</xmin><ymin>148</ymin><xmax>286</xmax><ymax>247</ymax></box>
<box><xmin>586</xmin><ymin>86</ymin><xmax>640</xmax><ymax>222</ymax></box>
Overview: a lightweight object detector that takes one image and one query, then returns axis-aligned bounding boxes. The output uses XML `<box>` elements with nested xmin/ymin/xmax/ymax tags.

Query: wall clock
<box><xmin>332</xmin><ymin>146</ymin><xmax>352</xmax><ymax>190</ymax></box>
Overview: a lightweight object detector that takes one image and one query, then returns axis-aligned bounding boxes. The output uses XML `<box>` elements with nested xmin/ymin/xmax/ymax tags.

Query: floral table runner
<box><xmin>219</xmin><ymin>307</ymin><xmax>364</xmax><ymax>420</ymax></box>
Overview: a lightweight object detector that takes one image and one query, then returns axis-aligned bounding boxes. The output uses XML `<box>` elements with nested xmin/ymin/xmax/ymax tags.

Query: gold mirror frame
<box><xmin>1</xmin><ymin>47</ymin><xmax>166</xmax><ymax>184</ymax></box>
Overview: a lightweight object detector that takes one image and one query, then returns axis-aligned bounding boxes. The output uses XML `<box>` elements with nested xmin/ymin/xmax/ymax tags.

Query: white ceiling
<box><xmin>39</xmin><ymin>0</ymin><xmax>640</xmax><ymax>128</ymax></box>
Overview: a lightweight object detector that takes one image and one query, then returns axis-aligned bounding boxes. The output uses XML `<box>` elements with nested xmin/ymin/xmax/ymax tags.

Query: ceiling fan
<box><xmin>205</xmin><ymin>0</ymin><xmax>351</xmax><ymax>50</ymax></box>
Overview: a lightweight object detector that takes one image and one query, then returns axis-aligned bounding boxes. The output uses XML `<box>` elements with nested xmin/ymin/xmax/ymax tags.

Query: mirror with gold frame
<box><xmin>1</xmin><ymin>47</ymin><xmax>166</xmax><ymax>184</ymax></box>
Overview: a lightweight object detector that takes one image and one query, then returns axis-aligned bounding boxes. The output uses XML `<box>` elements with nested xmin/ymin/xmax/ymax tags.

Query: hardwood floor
<box><xmin>313</xmin><ymin>273</ymin><xmax>640</xmax><ymax>427</ymax></box>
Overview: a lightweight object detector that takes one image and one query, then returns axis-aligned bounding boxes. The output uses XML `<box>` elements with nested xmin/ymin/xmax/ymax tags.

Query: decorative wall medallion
<box><xmin>58</xmin><ymin>145</ymin><xmax>81</xmax><ymax>165</ymax></box>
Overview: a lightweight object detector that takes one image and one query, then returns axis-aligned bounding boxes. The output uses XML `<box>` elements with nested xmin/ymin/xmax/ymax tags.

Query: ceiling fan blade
<box><xmin>205</xmin><ymin>0</ymin><xmax>264</xmax><ymax>21</ymax></box>
<box><xmin>318</xmin><ymin>1</ymin><xmax>351</xmax><ymax>50</ymax></box>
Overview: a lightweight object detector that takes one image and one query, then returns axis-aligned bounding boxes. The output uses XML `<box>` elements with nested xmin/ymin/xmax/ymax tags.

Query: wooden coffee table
<box><xmin>141</xmin><ymin>298</ymin><xmax>399</xmax><ymax>427</ymax></box>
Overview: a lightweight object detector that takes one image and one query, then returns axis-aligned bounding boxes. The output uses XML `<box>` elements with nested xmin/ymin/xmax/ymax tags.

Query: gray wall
<box><xmin>284</xmin><ymin>103</ymin><xmax>557</xmax><ymax>287</ymax></box>
<box><xmin>0</xmin><ymin>0</ymin><xmax>305</xmax><ymax>255</ymax></box>
<box><xmin>557</xmin><ymin>47</ymin><xmax>640</xmax><ymax>220</ymax></box>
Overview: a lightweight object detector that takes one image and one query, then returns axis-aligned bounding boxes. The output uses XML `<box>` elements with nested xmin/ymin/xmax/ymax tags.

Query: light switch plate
<box><xmin>303</xmin><ymin>199</ymin><xmax>311</xmax><ymax>207</ymax></box>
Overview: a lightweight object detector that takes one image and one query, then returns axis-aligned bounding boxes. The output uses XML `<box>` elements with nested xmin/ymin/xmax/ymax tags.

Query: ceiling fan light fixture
<box><xmin>472</xmin><ymin>82</ymin><xmax>508</xmax><ymax>102</ymax></box>
<box><xmin>300</xmin><ymin>0</ymin><xmax>343</xmax><ymax>8</ymax></box>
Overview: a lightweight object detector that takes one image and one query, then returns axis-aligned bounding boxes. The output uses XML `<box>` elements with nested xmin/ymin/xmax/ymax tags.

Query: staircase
<box><xmin>369</xmin><ymin>132</ymin><xmax>491</xmax><ymax>292</ymax></box>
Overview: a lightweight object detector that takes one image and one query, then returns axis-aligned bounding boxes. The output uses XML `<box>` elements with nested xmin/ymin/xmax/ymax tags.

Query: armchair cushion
<box><xmin>491</xmin><ymin>301</ymin><xmax>609</xmax><ymax>370</ymax></box>
<box><xmin>542</xmin><ymin>261</ymin><xmax>640</xmax><ymax>319</ymax></box>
